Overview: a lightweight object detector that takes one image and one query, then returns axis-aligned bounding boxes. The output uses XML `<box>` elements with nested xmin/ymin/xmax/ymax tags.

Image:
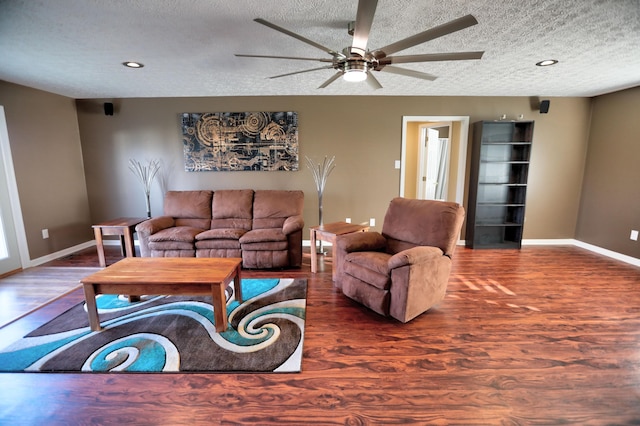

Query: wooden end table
<box><xmin>92</xmin><ymin>217</ymin><xmax>147</xmax><ymax>267</ymax></box>
<box><xmin>80</xmin><ymin>257</ymin><xmax>243</xmax><ymax>332</ymax></box>
<box><xmin>309</xmin><ymin>221</ymin><xmax>370</xmax><ymax>280</ymax></box>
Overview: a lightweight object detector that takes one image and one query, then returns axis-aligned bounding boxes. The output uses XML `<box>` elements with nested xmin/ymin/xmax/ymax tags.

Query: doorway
<box><xmin>417</xmin><ymin>125</ymin><xmax>451</xmax><ymax>200</ymax></box>
<box><xmin>0</xmin><ymin>106</ymin><xmax>25</xmax><ymax>275</ymax></box>
<box><xmin>400</xmin><ymin>116</ymin><xmax>469</xmax><ymax>205</ymax></box>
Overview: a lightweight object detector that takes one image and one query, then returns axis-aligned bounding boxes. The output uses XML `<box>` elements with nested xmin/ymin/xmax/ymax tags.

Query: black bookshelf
<box><xmin>466</xmin><ymin>120</ymin><xmax>534</xmax><ymax>249</ymax></box>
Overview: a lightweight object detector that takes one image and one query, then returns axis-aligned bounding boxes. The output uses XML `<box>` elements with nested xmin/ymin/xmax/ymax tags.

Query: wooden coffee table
<box><xmin>309</xmin><ymin>221</ymin><xmax>369</xmax><ymax>280</ymax></box>
<box><xmin>80</xmin><ymin>257</ymin><xmax>242</xmax><ymax>332</ymax></box>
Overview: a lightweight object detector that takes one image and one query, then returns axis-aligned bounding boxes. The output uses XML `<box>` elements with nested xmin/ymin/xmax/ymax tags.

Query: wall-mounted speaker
<box><xmin>539</xmin><ymin>100</ymin><xmax>550</xmax><ymax>114</ymax></box>
<box><xmin>104</xmin><ymin>102</ymin><xmax>114</xmax><ymax>116</ymax></box>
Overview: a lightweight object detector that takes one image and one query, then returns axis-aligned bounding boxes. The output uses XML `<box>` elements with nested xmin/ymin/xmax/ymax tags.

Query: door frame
<box><xmin>400</xmin><ymin>115</ymin><xmax>469</xmax><ymax>205</ymax></box>
<box><xmin>0</xmin><ymin>106</ymin><xmax>29</xmax><ymax>272</ymax></box>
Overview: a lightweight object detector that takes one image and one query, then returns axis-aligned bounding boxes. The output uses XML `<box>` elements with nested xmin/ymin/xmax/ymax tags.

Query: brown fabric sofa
<box><xmin>334</xmin><ymin>197</ymin><xmax>465</xmax><ymax>323</ymax></box>
<box><xmin>135</xmin><ymin>189</ymin><xmax>304</xmax><ymax>269</ymax></box>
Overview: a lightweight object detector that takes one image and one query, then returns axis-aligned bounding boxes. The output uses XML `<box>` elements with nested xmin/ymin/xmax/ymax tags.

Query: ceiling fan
<box><xmin>235</xmin><ymin>0</ymin><xmax>484</xmax><ymax>89</ymax></box>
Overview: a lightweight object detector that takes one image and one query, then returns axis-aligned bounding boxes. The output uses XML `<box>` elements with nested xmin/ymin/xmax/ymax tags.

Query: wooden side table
<box><xmin>92</xmin><ymin>217</ymin><xmax>147</xmax><ymax>267</ymax></box>
<box><xmin>309</xmin><ymin>221</ymin><xmax>370</xmax><ymax>280</ymax></box>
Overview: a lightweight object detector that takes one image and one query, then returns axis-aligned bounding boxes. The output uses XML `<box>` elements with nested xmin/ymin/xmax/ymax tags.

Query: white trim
<box><xmin>521</xmin><ymin>239</ymin><xmax>576</xmax><ymax>246</ymax></box>
<box><xmin>322</xmin><ymin>238</ymin><xmax>639</xmax><ymax>267</ymax></box>
<box><xmin>0</xmin><ymin>106</ymin><xmax>30</xmax><ymax>268</ymax></box>
<box><xmin>571</xmin><ymin>240</ymin><xmax>640</xmax><ymax>267</ymax></box>
<box><xmin>37</xmin><ymin>238</ymin><xmax>638</xmax><ymax>269</ymax></box>
<box><xmin>29</xmin><ymin>241</ymin><xmax>96</xmax><ymax>267</ymax></box>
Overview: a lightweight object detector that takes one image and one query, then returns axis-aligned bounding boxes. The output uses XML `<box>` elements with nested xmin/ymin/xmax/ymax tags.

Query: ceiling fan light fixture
<box><xmin>343</xmin><ymin>60</ymin><xmax>368</xmax><ymax>82</ymax></box>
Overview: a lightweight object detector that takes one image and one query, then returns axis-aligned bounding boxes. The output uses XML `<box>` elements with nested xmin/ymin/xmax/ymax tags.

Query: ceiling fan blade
<box><xmin>236</xmin><ymin>54</ymin><xmax>333</xmax><ymax>63</ymax></box>
<box><xmin>379</xmin><ymin>65</ymin><xmax>437</xmax><ymax>81</ymax></box>
<box><xmin>318</xmin><ymin>72</ymin><xmax>343</xmax><ymax>88</ymax></box>
<box><xmin>366</xmin><ymin>72</ymin><xmax>383</xmax><ymax>89</ymax></box>
<box><xmin>269</xmin><ymin>65</ymin><xmax>334</xmax><ymax>79</ymax></box>
<box><xmin>254</xmin><ymin>18</ymin><xmax>342</xmax><ymax>58</ymax></box>
<box><xmin>379</xmin><ymin>51</ymin><xmax>484</xmax><ymax>65</ymax></box>
<box><xmin>373</xmin><ymin>14</ymin><xmax>479</xmax><ymax>58</ymax></box>
<box><xmin>351</xmin><ymin>0</ymin><xmax>378</xmax><ymax>56</ymax></box>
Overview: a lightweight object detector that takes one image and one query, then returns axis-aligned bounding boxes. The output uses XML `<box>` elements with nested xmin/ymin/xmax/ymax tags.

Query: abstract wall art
<box><xmin>181</xmin><ymin>111</ymin><xmax>299</xmax><ymax>171</ymax></box>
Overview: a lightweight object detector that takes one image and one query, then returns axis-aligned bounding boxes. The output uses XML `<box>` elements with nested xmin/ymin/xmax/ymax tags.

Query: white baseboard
<box><xmin>28</xmin><ymin>238</ymin><xmax>639</xmax><ymax>269</ymax></box>
<box><xmin>570</xmin><ymin>240</ymin><xmax>640</xmax><ymax>267</ymax></box>
<box><xmin>28</xmin><ymin>240</ymin><xmax>97</xmax><ymax>267</ymax></box>
<box><xmin>458</xmin><ymin>238</ymin><xmax>639</xmax><ymax>267</ymax></box>
<box><xmin>521</xmin><ymin>238</ymin><xmax>576</xmax><ymax>246</ymax></box>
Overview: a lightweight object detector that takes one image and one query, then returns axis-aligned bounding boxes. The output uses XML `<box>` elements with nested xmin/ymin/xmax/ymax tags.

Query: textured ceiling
<box><xmin>0</xmin><ymin>0</ymin><xmax>639</xmax><ymax>99</ymax></box>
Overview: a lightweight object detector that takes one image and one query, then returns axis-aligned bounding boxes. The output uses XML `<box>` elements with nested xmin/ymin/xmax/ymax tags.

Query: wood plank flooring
<box><xmin>0</xmin><ymin>245</ymin><xmax>639</xmax><ymax>425</ymax></box>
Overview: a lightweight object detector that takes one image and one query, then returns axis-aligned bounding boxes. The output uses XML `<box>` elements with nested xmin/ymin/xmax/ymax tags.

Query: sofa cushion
<box><xmin>196</xmin><ymin>228</ymin><xmax>247</xmax><ymax>240</ymax></box>
<box><xmin>252</xmin><ymin>190</ymin><xmax>303</xmax><ymax>229</ymax></box>
<box><xmin>382</xmin><ymin>197</ymin><xmax>463</xmax><ymax>256</ymax></box>
<box><xmin>240</xmin><ymin>241</ymin><xmax>288</xmax><ymax>251</ymax></box>
<box><xmin>239</xmin><ymin>228</ymin><xmax>287</xmax><ymax>244</ymax></box>
<box><xmin>149</xmin><ymin>226</ymin><xmax>202</xmax><ymax>243</ymax></box>
<box><xmin>212</xmin><ymin>189</ymin><xmax>254</xmax><ymax>219</ymax></box>
<box><xmin>149</xmin><ymin>241</ymin><xmax>194</xmax><ymax>250</ymax></box>
<box><xmin>150</xmin><ymin>248</ymin><xmax>195</xmax><ymax>257</ymax></box>
<box><xmin>195</xmin><ymin>239</ymin><xmax>241</xmax><ymax>249</ymax></box>
<box><xmin>164</xmin><ymin>190</ymin><xmax>212</xmax><ymax>219</ymax></box>
<box><xmin>175</xmin><ymin>218</ymin><xmax>211</xmax><ymax>230</ymax></box>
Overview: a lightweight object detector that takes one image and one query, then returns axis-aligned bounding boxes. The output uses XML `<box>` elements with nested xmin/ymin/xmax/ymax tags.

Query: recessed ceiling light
<box><xmin>123</xmin><ymin>61</ymin><xmax>144</xmax><ymax>68</ymax></box>
<box><xmin>536</xmin><ymin>59</ymin><xmax>558</xmax><ymax>67</ymax></box>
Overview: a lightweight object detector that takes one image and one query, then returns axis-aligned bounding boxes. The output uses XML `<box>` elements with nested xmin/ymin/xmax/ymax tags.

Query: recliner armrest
<box><xmin>336</xmin><ymin>231</ymin><xmax>387</xmax><ymax>253</ymax></box>
<box><xmin>388</xmin><ymin>246</ymin><xmax>444</xmax><ymax>270</ymax></box>
<box><xmin>135</xmin><ymin>216</ymin><xmax>176</xmax><ymax>236</ymax></box>
<box><xmin>282</xmin><ymin>215</ymin><xmax>304</xmax><ymax>235</ymax></box>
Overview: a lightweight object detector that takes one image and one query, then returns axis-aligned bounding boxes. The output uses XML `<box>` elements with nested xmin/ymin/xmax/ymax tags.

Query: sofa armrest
<box><xmin>282</xmin><ymin>215</ymin><xmax>304</xmax><ymax>235</ymax></box>
<box><xmin>388</xmin><ymin>246</ymin><xmax>444</xmax><ymax>270</ymax></box>
<box><xmin>333</xmin><ymin>232</ymin><xmax>386</xmax><ymax>290</ymax></box>
<box><xmin>336</xmin><ymin>231</ymin><xmax>387</xmax><ymax>253</ymax></box>
<box><xmin>136</xmin><ymin>216</ymin><xmax>175</xmax><ymax>235</ymax></box>
<box><xmin>135</xmin><ymin>216</ymin><xmax>176</xmax><ymax>257</ymax></box>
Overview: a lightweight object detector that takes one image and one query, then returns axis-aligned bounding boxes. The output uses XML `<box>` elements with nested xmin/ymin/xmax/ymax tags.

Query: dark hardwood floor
<box><xmin>1</xmin><ymin>244</ymin><xmax>639</xmax><ymax>425</ymax></box>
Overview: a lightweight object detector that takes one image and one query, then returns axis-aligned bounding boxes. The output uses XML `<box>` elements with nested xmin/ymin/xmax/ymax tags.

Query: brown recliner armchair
<box><xmin>334</xmin><ymin>197</ymin><xmax>465</xmax><ymax>323</ymax></box>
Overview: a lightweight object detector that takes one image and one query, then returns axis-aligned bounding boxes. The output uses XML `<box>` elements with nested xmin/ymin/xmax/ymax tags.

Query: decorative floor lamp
<box><xmin>305</xmin><ymin>155</ymin><xmax>335</xmax><ymax>254</ymax></box>
<box><xmin>129</xmin><ymin>158</ymin><xmax>161</xmax><ymax>218</ymax></box>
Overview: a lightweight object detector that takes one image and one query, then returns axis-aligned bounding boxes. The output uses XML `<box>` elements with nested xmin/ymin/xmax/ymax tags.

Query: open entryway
<box><xmin>400</xmin><ymin>116</ymin><xmax>469</xmax><ymax>205</ymax></box>
<box><xmin>0</xmin><ymin>106</ymin><xmax>24</xmax><ymax>275</ymax></box>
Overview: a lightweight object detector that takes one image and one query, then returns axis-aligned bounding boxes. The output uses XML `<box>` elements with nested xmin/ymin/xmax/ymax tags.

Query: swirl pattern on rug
<box><xmin>0</xmin><ymin>278</ymin><xmax>307</xmax><ymax>373</ymax></box>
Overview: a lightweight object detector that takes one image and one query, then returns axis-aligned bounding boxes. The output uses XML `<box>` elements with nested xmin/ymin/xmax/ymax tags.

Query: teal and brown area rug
<box><xmin>0</xmin><ymin>278</ymin><xmax>307</xmax><ymax>373</ymax></box>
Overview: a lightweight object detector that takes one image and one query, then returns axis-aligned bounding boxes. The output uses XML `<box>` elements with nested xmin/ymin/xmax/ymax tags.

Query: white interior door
<box><xmin>417</xmin><ymin>126</ymin><xmax>451</xmax><ymax>201</ymax></box>
<box><xmin>0</xmin><ymin>107</ymin><xmax>22</xmax><ymax>274</ymax></box>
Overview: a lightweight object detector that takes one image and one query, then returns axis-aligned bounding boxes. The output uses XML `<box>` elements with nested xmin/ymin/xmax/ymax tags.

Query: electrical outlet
<box><xmin>369</xmin><ymin>218</ymin><xmax>376</xmax><ymax>227</ymax></box>
<box><xmin>345</xmin><ymin>217</ymin><xmax>351</xmax><ymax>223</ymax></box>
<box><xmin>42</xmin><ymin>229</ymin><xmax>49</xmax><ymax>239</ymax></box>
<box><xmin>631</xmin><ymin>230</ymin><xmax>639</xmax><ymax>241</ymax></box>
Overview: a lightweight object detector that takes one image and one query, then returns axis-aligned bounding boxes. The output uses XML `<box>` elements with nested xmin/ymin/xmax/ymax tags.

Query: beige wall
<box><xmin>576</xmin><ymin>86</ymin><xmax>640</xmax><ymax>258</ymax></box>
<box><xmin>0</xmin><ymin>81</ymin><xmax>92</xmax><ymax>260</ymax></box>
<box><xmin>76</xmin><ymin>95</ymin><xmax>592</xmax><ymax>243</ymax></box>
<box><xmin>10</xmin><ymin>79</ymin><xmax>633</xmax><ymax>262</ymax></box>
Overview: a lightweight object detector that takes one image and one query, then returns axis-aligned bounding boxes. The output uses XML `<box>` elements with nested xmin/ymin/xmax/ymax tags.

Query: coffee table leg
<box><xmin>212</xmin><ymin>283</ymin><xmax>227</xmax><ymax>332</ymax></box>
<box><xmin>83</xmin><ymin>284</ymin><xmax>101</xmax><ymax>331</ymax></box>
<box><xmin>233</xmin><ymin>263</ymin><xmax>243</xmax><ymax>303</ymax></box>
